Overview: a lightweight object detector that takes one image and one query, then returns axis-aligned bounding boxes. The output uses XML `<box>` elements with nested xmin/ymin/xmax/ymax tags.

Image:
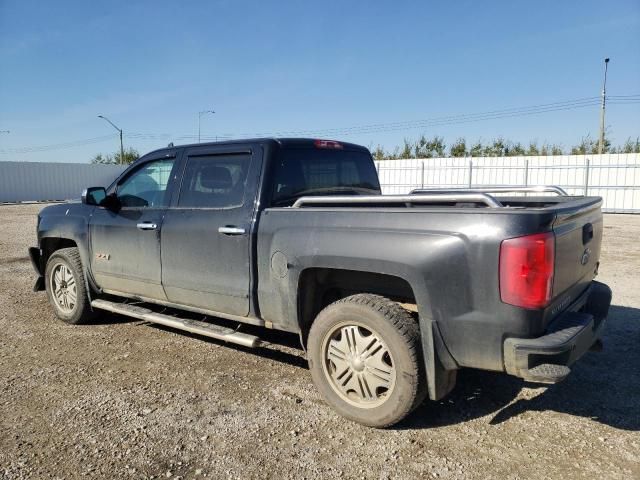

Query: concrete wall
<box><xmin>0</xmin><ymin>162</ymin><xmax>127</xmax><ymax>203</ymax></box>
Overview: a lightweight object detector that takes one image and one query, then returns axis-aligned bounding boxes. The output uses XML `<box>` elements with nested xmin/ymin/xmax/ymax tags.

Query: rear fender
<box><xmin>268</xmin><ymin>228</ymin><xmax>468</xmax><ymax>400</ymax></box>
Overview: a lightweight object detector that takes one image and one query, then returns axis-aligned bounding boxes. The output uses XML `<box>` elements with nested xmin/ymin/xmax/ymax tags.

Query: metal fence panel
<box><xmin>2</xmin><ymin>154</ymin><xmax>639</xmax><ymax>212</ymax></box>
<box><xmin>0</xmin><ymin>162</ymin><xmax>127</xmax><ymax>203</ymax></box>
<box><xmin>376</xmin><ymin>153</ymin><xmax>640</xmax><ymax>213</ymax></box>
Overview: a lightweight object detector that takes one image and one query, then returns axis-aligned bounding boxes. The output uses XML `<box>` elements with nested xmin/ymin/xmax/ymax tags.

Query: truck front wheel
<box><xmin>307</xmin><ymin>294</ymin><xmax>426</xmax><ymax>428</ymax></box>
<box><xmin>45</xmin><ymin>247</ymin><xmax>96</xmax><ymax>325</ymax></box>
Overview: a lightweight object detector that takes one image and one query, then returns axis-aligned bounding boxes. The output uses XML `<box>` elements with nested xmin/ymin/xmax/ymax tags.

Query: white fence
<box><xmin>2</xmin><ymin>154</ymin><xmax>639</xmax><ymax>212</ymax></box>
<box><xmin>376</xmin><ymin>153</ymin><xmax>640</xmax><ymax>213</ymax></box>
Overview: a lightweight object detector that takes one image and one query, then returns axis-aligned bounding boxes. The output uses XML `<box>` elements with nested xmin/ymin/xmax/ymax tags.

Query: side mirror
<box><xmin>82</xmin><ymin>187</ymin><xmax>107</xmax><ymax>206</ymax></box>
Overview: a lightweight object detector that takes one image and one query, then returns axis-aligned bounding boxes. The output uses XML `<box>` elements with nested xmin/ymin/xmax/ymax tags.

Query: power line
<box><xmin>153</xmin><ymin>97</ymin><xmax>636</xmax><ymax>140</ymax></box>
<box><xmin>128</xmin><ymin>97</ymin><xmax>604</xmax><ymax>140</ymax></box>
<box><xmin>1</xmin><ymin>95</ymin><xmax>639</xmax><ymax>155</ymax></box>
<box><xmin>0</xmin><ymin>134</ymin><xmax>119</xmax><ymax>154</ymax></box>
<box><xmin>240</xmin><ymin>99</ymin><xmax>605</xmax><ymax>138</ymax></box>
<box><xmin>131</xmin><ymin>97</ymin><xmax>632</xmax><ymax>140</ymax></box>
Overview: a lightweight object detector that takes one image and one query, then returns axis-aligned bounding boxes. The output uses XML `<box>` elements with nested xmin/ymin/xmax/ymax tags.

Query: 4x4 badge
<box><xmin>580</xmin><ymin>248</ymin><xmax>591</xmax><ymax>266</ymax></box>
<box><xmin>95</xmin><ymin>253</ymin><xmax>110</xmax><ymax>260</ymax></box>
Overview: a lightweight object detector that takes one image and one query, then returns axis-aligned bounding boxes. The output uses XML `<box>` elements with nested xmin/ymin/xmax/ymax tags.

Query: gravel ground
<box><xmin>1</xmin><ymin>203</ymin><xmax>638</xmax><ymax>480</ymax></box>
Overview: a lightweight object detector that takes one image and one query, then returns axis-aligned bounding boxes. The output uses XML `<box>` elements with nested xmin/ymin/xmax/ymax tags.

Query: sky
<box><xmin>0</xmin><ymin>0</ymin><xmax>639</xmax><ymax>163</ymax></box>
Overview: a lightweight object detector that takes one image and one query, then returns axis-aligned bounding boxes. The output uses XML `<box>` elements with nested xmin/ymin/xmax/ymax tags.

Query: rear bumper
<box><xmin>504</xmin><ymin>281</ymin><xmax>611</xmax><ymax>383</ymax></box>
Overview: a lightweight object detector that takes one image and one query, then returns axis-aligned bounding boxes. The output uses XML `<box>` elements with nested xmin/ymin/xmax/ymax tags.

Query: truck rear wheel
<box><xmin>45</xmin><ymin>247</ymin><xmax>96</xmax><ymax>325</ymax></box>
<box><xmin>307</xmin><ymin>294</ymin><xmax>426</xmax><ymax>428</ymax></box>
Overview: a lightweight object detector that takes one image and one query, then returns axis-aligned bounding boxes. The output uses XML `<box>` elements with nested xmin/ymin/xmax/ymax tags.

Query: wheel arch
<box><xmin>39</xmin><ymin>235</ymin><xmax>98</xmax><ymax>297</ymax></box>
<box><xmin>296</xmin><ymin>267</ymin><xmax>418</xmax><ymax>342</ymax></box>
<box><xmin>295</xmin><ymin>266</ymin><xmax>458</xmax><ymax>401</ymax></box>
<box><xmin>40</xmin><ymin>237</ymin><xmax>78</xmax><ymax>271</ymax></box>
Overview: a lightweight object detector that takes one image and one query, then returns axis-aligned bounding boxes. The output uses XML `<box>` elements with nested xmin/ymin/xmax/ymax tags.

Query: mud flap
<box><xmin>420</xmin><ymin>316</ymin><xmax>458</xmax><ymax>401</ymax></box>
<box><xmin>29</xmin><ymin>247</ymin><xmax>45</xmax><ymax>292</ymax></box>
<box><xmin>33</xmin><ymin>276</ymin><xmax>45</xmax><ymax>292</ymax></box>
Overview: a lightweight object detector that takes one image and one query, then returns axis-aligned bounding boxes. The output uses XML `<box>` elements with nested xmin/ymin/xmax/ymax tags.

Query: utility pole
<box><xmin>198</xmin><ymin>110</ymin><xmax>215</xmax><ymax>143</ymax></box>
<box><xmin>598</xmin><ymin>58</ymin><xmax>610</xmax><ymax>155</ymax></box>
<box><xmin>98</xmin><ymin>115</ymin><xmax>125</xmax><ymax>164</ymax></box>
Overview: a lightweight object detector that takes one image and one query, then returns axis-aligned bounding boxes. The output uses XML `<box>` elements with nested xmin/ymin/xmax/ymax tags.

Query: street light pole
<box><xmin>98</xmin><ymin>115</ymin><xmax>125</xmax><ymax>164</ymax></box>
<box><xmin>598</xmin><ymin>58</ymin><xmax>610</xmax><ymax>155</ymax></box>
<box><xmin>198</xmin><ymin>110</ymin><xmax>215</xmax><ymax>143</ymax></box>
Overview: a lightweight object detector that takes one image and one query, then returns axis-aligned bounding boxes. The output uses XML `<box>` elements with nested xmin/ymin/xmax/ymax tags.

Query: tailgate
<box><xmin>552</xmin><ymin>201</ymin><xmax>603</xmax><ymax>298</ymax></box>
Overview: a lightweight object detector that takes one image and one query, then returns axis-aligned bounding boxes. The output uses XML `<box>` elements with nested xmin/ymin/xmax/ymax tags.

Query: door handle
<box><xmin>137</xmin><ymin>222</ymin><xmax>158</xmax><ymax>230</ymax></box>
<box><xmin>218</xmin><ymin>226</ymin><xmax>246</xmax><ymax>235</ymax></box>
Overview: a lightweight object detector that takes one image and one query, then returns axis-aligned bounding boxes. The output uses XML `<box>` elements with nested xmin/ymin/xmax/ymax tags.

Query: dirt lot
<box><xmin>0</xmin><ymin>203</ymin><xmax>638</xmax><ymax>480</ymax></box>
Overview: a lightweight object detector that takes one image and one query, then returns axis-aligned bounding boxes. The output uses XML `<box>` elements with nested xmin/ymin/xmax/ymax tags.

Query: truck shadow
<box><xmin>90</xmin><ymin>302</ymin><xmax>310</xmax><ymax>368</ymax></box>
<box><xmin>148</xmin><ymin>322</ymin><xmax>309</xmax><ymax>369</ymax></box>
<box><xmin>400</xmin><ymin>304</ymin><xmax>640</xmax><ymax>432</ymax></box>
<box><xmin>88</xmin><ymin>311</ymin><xmax>140</xmax><ymax>325</ymax></box>
<box><xmin>94</xmin><ymin>302</ymin><xmax>639</xmax><ymax>431</ymax></box>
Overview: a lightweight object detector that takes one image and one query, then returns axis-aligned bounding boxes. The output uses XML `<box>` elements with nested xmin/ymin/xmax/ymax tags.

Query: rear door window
<box><xmin>177</xmin><ymin>154</ymin><xmax>250</xmax><ymax>208</ymax></box>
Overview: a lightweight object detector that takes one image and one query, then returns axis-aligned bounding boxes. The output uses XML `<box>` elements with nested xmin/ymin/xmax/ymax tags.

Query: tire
<box><xmin>45</xmin><ymin>247</ymin><xmax>96</xmax><ymax>324</ymax></box>
<box><xmin>307</xmin><ymin>294</ymin><xmax>426</xmax><ymax>428</ymax></box>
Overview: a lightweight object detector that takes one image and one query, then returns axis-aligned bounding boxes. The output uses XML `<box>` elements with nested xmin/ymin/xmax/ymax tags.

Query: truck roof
<box><xmin>142</xmin><ymin>138</ymin><xmax>370</xmax><ymax>159</ymax></box>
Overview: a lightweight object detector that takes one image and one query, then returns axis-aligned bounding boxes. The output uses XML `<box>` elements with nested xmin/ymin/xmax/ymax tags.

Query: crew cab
<box><xmin>30</xmin><ymin>138</ymin><xmax>611</xmax><ymax>427</ymax></box>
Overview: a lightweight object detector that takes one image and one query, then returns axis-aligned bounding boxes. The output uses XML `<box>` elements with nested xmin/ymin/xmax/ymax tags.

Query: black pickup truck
<box><xmin>30</xmin><ymin>138</ymin><xmax>611</xmax><ymax>427</ymax></box>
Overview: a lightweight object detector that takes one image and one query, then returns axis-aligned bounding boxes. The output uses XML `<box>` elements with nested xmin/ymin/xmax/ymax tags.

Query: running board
<box><xmin>91</xmin><ymin>299</ymin><xmax>261</xmax><ymax>348</ymax></box>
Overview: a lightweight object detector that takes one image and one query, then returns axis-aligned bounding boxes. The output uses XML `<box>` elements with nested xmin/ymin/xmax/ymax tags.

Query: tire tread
<box><xmin>309</xmin><ymin>293</ymin><xmax>426</xmax><ymax>428</ymax></box>
<box><xmin>45</xmin><ymin>247</ymin><xmax>96</xmax><ymax>324</ymax></box>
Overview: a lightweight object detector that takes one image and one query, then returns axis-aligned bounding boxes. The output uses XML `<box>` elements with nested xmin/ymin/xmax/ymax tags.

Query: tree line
<box><xmin>370</xmin><ymin>134</ymin><xmax>640</xmax><ymax>160</ymax></box>
<box><xmin>90</xmin><ymin>134</ymin><xmax>640</xmax><ymax>164</ymax></box>
<box><xmin>91</xmin><ymin>147</ymin><xmax>140</xmax><ymax>165</ymax></box>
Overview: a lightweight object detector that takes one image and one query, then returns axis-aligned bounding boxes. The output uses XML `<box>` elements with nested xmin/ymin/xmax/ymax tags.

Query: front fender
<box><xmin>37</xmin><ymin>202</ymin><xmax>93</xmax><ymax>279</ymax></box>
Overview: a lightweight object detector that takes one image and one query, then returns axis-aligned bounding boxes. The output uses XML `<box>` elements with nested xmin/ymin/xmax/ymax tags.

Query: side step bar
<box><xmin>91</xmin><ymin>299</ymin><xmax>262</xmax><ymax>348</ymax></box>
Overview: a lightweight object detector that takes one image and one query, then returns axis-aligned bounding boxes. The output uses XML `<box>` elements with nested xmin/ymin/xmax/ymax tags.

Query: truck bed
<box><xmin>258</xmin><ymin>190</ymin><xmax>603</xmax><ymax>373</ymax></box>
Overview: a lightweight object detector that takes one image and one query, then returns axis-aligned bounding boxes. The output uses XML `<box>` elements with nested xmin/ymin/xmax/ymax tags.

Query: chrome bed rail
<box><xmin>291</xmin><ymin>193</ymin><xmax>503</xmax><ymax>208</ymax></box>
<box><xmin>410</xmin><ymin>185</ymin><xmax>569</xmax><ymax>196</ymax></box>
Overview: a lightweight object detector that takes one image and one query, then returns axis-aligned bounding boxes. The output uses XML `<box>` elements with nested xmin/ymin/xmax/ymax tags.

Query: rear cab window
<box><xmin>271</xmin><ymin>146</ymin><xmax>380</xmax><ymax>207</ymax></box>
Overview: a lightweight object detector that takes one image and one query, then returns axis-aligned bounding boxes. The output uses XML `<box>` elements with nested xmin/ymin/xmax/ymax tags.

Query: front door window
<box><xmin>117</xmin><ymin>159</ymin><xmax>175</xmax><ymax>208</ymax></box>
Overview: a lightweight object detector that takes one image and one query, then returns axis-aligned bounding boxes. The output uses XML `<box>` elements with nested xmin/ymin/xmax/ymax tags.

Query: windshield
<box><xmin>271</xmin><ymin>147</ymin><xmax>380</xmax><ymax>206</ymax></box>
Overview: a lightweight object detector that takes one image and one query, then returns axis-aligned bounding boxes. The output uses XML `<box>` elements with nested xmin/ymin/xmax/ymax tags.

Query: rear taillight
<box><xmin>314</xmin><ymin>139</ymin><xmax>343</xmax><ymax>149</ymax></box>
<box><xmin>499</xmin><ymin>232</ymin><xmax>555</xmax><ymax>309</ymax></box>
